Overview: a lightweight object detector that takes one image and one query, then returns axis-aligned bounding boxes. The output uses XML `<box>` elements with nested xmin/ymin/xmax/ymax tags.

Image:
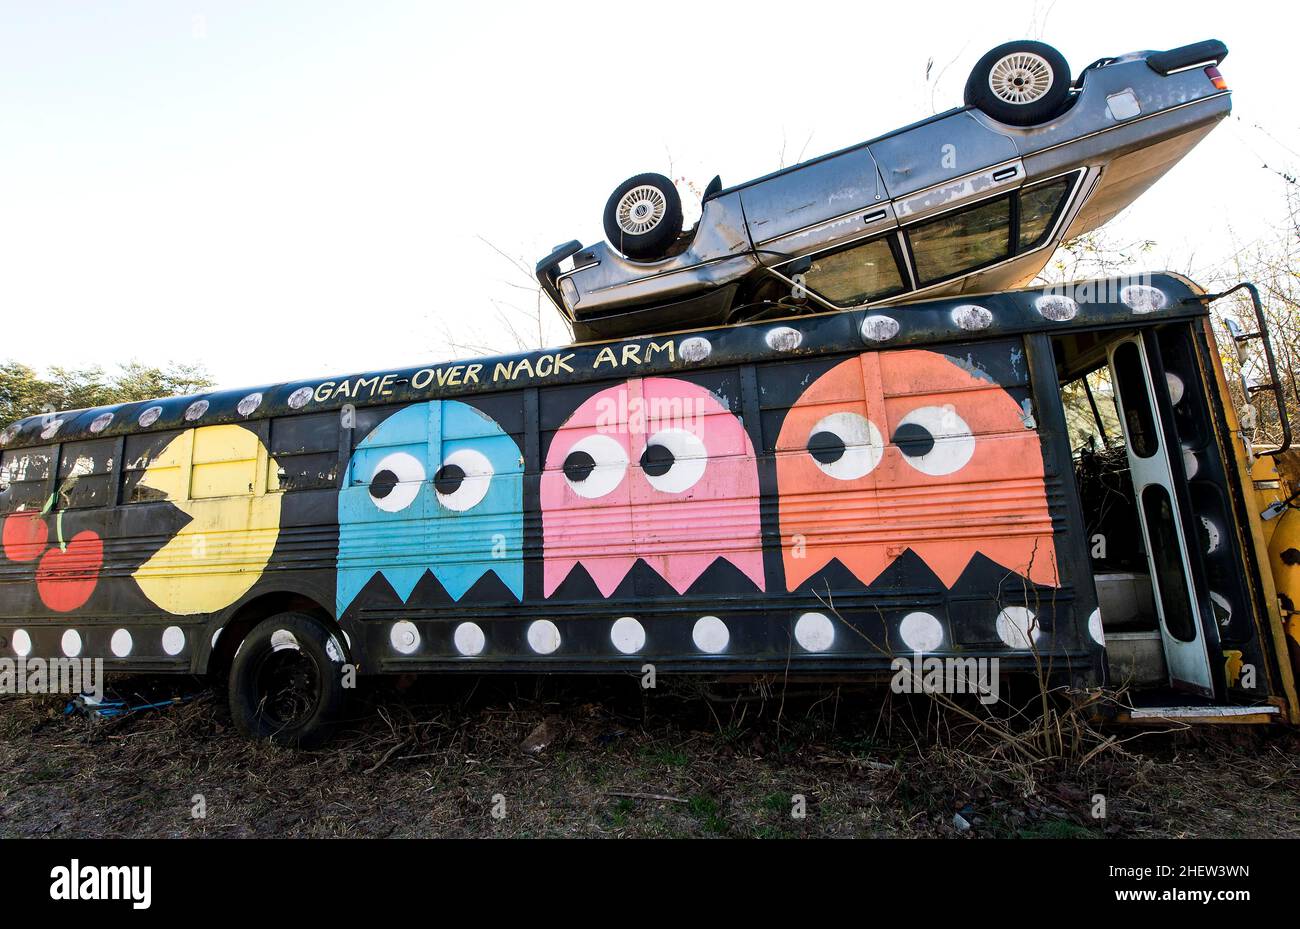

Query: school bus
<box><xmin>1</xmin><ymin>272</ymin><xmax>1296</xmax><ymax>744</ymax></box>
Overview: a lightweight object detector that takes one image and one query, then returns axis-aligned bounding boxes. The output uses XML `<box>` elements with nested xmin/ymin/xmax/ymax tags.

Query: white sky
<box><xmin>1</xmin><ymin>0</ymin><xmax>1295</xmax><ymax>389</ymax></box>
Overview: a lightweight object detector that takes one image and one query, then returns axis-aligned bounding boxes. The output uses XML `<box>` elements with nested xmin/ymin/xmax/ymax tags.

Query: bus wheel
<box><xmin>964</xmin><ymin>41</ymin><xmax>1071</xmax><ymax>126</ymax></box>
<box><xmin>603</xmin><ymin>173</ymin><xmax>683</xmax><ymax>260</ymax></box>
<box><xmin>228</xmin><ymin>613</ymin><xmax>349</xmax><ymax>748</ymax></box>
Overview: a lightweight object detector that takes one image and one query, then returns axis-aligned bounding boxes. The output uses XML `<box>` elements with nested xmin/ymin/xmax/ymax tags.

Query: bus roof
<box><xmin>0</xmin><ymin>272</ymin><xmax>1208</xmax><ymax>451</ymax></box>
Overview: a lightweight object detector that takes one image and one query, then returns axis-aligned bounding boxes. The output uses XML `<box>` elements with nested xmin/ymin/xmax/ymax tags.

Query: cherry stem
<box><xmin>56</xmin><ymin>511</ymin><xmax>66</xmax><ymax>553</ymax></box>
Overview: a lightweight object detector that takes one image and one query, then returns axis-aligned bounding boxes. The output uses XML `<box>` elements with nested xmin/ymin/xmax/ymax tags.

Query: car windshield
<box><xmin>801</xmin><ymin>236</ymin><xmax>906</xmax><ymax>307</ymax></box>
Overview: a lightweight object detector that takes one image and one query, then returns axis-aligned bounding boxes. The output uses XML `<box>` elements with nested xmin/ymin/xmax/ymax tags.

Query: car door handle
<box><xmin>993</xmin><ymin>166</ymin><xmax>1019</xmax><ymax>182</ymax></box>
<box><xmin>862</xmin><ymin>209</ymin><xmax>888</xmax><ymax>225</ymax></box>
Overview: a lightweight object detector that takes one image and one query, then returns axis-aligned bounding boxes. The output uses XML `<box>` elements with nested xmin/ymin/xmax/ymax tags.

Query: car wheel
<box><xmin>228</xmin><ymin>612</ymin><xmax>350</xmax><ymax>748</ymax></box>
<box><xmin>603</xmin><ymin>173</ymin><xmax>683</xmax><ymax>260</ymax></box>
<box><xmin>965</xmin><ymin>41</ymin><xmax>1071</xmax><ymax>126</ymax></box>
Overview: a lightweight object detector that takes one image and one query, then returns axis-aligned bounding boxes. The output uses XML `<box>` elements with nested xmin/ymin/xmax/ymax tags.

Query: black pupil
<box><xmin>371</xmin><ymin>469</ymin><xmax>398</xmax><ymax>499</ymax></box>
<box><xmin>640</xmin><ymin>444</ymin><xmax>674</xmax><ymax>477</ymax></box>
<box><xmin>893</xmin><ymin>422</ymin><xmax>935</xmax><ymax>458</ymax></box>
<box><xmin>564</xmin><ymin>450</ymin><xmax>596</xmax><ymax>483</ymax></box>
<box><xmin>808</xmin><ymin>431</ymin><xmax>845</xmax><ymax>464</ymax></box>
<box><xmin>434</xmin><ymin>464</ymin><xmax>465</xmax><ymax>495</ymax></box>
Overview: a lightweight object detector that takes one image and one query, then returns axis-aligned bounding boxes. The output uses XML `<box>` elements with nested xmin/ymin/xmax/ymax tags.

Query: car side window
<box><xmin>801</xmin><ymin>235</ymin><xmax>907</xmax><ymax>308</ymax></box>
<box><xmin>907</xmin><ymin>195</ymin><xmax>1012</xmax><ymax>286</ymax></box>
<box><xmin>1017</xmin><ymin>177</ymin><xmax>1073</xmax><ymax>252</ymax></box>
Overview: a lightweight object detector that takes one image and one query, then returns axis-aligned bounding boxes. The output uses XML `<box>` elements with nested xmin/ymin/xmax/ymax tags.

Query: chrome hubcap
<box><xmin>615</xmin><ymin>184</ymin><xmax>668</xmax><ymax>235</ymax></box>
<box><xmin>988</xmin><ymin>52</ymin><xmax>1054</xmax><ymax>105</ymax></box>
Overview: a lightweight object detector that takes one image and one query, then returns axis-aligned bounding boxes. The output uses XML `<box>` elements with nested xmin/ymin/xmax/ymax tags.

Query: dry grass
<box><xmin>2</xmin><ymin>673</ymin><xmax>1300</xmax><ymax>838</ymax></box>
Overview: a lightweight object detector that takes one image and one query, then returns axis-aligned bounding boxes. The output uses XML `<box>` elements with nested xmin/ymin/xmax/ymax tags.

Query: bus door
<box><xmin>1108</xmin><ymin>335</ymin><xmax>1217</xmax><ymax>696</ymax></box>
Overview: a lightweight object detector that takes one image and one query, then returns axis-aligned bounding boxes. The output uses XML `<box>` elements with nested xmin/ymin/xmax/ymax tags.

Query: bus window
<box><xmin>1017</xmin><ymin>177</ymin><xmax>1073</xmax><ymax>252</ymax></box>
<box><xmin>55</xmin><ymin>438</ymin><xmax>117</xmax><ymax>510</ymax></box>
<box><xmin>1062</xmin><ymin>365</ymin><xmax>1123</xmax><ymax>453</ymax></box>
<box><xmin>907</xmin><ymin>195</ymin><xmax>1012</xmax><ymax>285</ymax></box>
<box><xmin>122</xmin><ymin>431</ymin><xmax>185</xmax><ymax>503</ymax></box>
<box><xmin>1142</xmin><ymin>484</ymin><xmax>1197</xmax><ymax>642</ymax></box>
<box><xmin>269</xmin><ymin>413</ymin><xmax>340</xmax><ymax>492</ymax></box>
<box><xmin>802</xmin><ymin>235</ymin><xmax>908</xmax><ymax>307</ymax></box>
<box><xmin>1112</xmin><ymin>341</ymin><xmax>1160</xmax><ymax>458</ymax></box>
<box><xmin>0</xmin><ymin>447</ymin><xmax>53</xmax><ymax>513</ymax></box>
<box><xmin>191</xmin><ymin>426</ymin><xmax>259</xmax><ymax>498</ymax></box>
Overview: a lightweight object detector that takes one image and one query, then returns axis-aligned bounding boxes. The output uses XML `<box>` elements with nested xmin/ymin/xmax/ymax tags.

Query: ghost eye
<box><xmin>894</xmin><ymin>406</ymin><xmax>974</xmax><ymax>476</ymax></box>
<box><xmin>435</xmin><ymin>448</ymin><xmax>493</xmax><ymax>512</ymax></box>
<box><xmin>562</xmin><ymin>434</ymin><xmax>627</xmax><ymax>499</ymax></box>
<box><xmin>641</xmin><ymin>429</ymin><xmax>707</xmax><ymax>494</ymax></box>
<box><xmin>369</xmin><ymin>451</ymin><xmax>424</xmax><ymax>513</ymax></box>
<box><xmin>807</xmin><ymin>412</ymin><xmax>882</xmax><ymax>481</ymax></box>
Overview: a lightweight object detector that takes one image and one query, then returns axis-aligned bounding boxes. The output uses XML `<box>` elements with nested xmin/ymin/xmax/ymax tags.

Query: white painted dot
<box><xmin>162</xmin><ymin>625</ymin><xmax>186</xmax><ymax>655</ymax></box>
<box><xmin>1088</xmin><ymin>608</ymin><xmax>1105</xmax><ymax>646</ymax></box>
<box><xmin>12</xmin><ymin>629</ymin><xmax>32</xmax><ymax>657</ymax></box>
<box><xmin>527</xmin><ymin>620</ymin><xmax>561</xmax><ymax>655</ymax></box>
<box><xmin>270</xmin><ymin>629</ymin><xmax>300</xmax><ymax>651</ymax></box>
<box><xmin>40</xmin><ymin>418</ymin><xmax>63</xmax><ymax>440</ymax></box>
<box><xmin>899</xmin><ymin>612</ymin><xmax>944</xmax><ymax>652</ymax></box>
<box><xmin>61</xmin><ymin>629</ymin><xmax>82</xmax><ymax>658</ymax></box>
<box><xmin>89</xmin><ymin>412</ymin><xmax>114</xmax><ymax>433</ymax></box>
<box><xmin>679</xmin><ymin>337</ymin><xmax>712</xmax><ymax>363</ymax></box>
<box><xmin>951</xmin><ymin>304</ymin><xmax>993</xmax><ymax>331</ymax></box>
<box><xmin>138</xmin><ymin>406</ymin><xmax>163</xmax><ymax>427</ymax></box>
<box><xmin>110</xmin><ymin>629</ymin><xmax>133</xmax><ymax>657</ymax></box>
<box><xmin>995</xmin><ymin>607</ymin><xmax>1040</xmax><ymax>649</ymax></box>
<box><xmin>237</xmin><ymin>393</ymin><xmax>263</xmax><ymax>417</ymax></box>
<box><xmin>860</xmin><ymin>314</ymin><xmax>900</xmax><ymax>342</ymax></box>
<box><xmin>1166</xmin><ymin>372</ymin><xmax>1185</xmax><ymax>406</ymax></box>
<box><xmin>794</xmin><ymin>612</ymin><xmax>835</xmax><ymax>652</ymax></box>
<box><xmin>765</xmin><ymin>326</ymin><xmax>802</xmax><ymax>352</ymax></box>
<box><xmin>287</xmin><ymin>387</ymin><xmax>313</xmax><ymax>409</ymax></box>
<box><xmin>454</xmin><ymin>621</ymin><xmax>486</xmax><ymax>656</ymax></box>
<box><xmin>185</xmin><ymin>399</ymin><xmax>210</xmax><ymax>421</ymax></box>
<box><xmin>1210</xmin><ymin>591</ymin><xmax>1232</xmax><ymax>626</ymax></box>
<box><xmin>1183</xmin><ymin>447</ymin><xmax>1199</xmax><ymax>479</ymax></box>
<box><xmin>1121</xmin><ymin>284</ymin><xmax>1167</xmax><ymax>314</ymax></box>
<box><xmin>610</xmin><ymin>616</ymin><xmax>645</xmax><ymax>654</ymax></box>
<box><xmin>390</xmin><ymin>621</ymin><xmax>420</xmax><ymax>655</ymax></box>
<box><xmin>1035</xmin><ymin>294</ymin><xmax>1078</xmax><ymax>321</ymax></box>
<box><xmin>692</xmin><ymin>616</ymin><xmax>729</xmax><ymax>654</ymax></box>
<box><xmin>1201</xmin><ymin>516</ymin><xmax>1221</xmax><ymax>554</ymax></box>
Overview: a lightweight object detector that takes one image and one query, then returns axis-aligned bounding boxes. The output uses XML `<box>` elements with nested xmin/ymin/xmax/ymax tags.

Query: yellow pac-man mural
<box><xmin>132</xmin><ymin>425</ymin><xmax>282</xmax><ymax>615</ymax></box>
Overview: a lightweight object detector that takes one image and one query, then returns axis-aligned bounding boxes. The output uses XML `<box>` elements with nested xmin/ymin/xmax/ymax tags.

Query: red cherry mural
<box><xmin>2</xmin><ymin>512</ymin><xmax>49</xmax><ymax>562</ymax></box>
<box><xmin>1</xmin><ymin>509</ymin><xmax>104</xmax><ymax>613</ymax></box>
<box><xmin>36</xmin><ymin>530</ymin><xmax>103</xmax><ymax>612</ymax></box>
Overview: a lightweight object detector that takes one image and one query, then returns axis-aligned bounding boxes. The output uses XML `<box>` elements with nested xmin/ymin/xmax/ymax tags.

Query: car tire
<box><xmin>603</xmin><ymin>173</ymin><xmax>683</xmax><ymax>261</ymax></box>
<box><xmin>228</xmin><ymin>612</ymin><xmax>350</xmax><ymax>749</ymax></box>
<box><xmin>965</xmin><ymin>41</ymin><xmax>1071</xmax><ymax>127</ymax></box>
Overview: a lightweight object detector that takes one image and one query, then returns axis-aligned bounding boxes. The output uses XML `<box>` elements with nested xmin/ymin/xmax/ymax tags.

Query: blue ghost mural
<box><xmin>337</xmin><ymin>400</ymin><xmax>523</xmax><ymax>615</ymax></box>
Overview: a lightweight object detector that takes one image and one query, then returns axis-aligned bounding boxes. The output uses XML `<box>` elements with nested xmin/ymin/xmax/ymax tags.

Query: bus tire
<box><xmin>964</xmin><ymin>41</ymin><xmax>1071</xmax><ymax>126</ymax></box>
<box><xmin>228</xmin><ymin>612</ymin><xmax>349</xmax><ymax>749</ymax></box>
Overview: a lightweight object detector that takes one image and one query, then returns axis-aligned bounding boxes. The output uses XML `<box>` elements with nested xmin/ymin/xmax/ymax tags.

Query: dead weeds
<box><xmin>1</xmin><ymin>674</ymin><xmax>1298</xmax><ymax>838</ymax></box>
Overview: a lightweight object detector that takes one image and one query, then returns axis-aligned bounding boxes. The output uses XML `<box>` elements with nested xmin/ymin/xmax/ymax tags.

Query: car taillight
<box><xmin>1205</xmin><ymin>66</ymin><xmax>1227</xmax><ymax>90</ymax></box>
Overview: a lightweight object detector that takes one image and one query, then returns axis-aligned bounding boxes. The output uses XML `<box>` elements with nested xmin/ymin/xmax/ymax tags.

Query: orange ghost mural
<box><xmin>776</xmin><ymin>350</ymin><xmax>1058</xmax><ymax>591</ymax></box>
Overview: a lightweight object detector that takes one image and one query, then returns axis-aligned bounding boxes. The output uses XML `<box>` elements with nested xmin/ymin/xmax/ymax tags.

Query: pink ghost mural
<box><xmin>542</xmin><ymin>376</ymin><xmax>765</xmax><ymax>598</ymax></box>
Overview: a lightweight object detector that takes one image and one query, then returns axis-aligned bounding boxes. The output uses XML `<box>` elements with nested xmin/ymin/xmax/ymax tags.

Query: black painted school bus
<box><xmin>1</xmin><ymin>273</ymin><xmax>1296</xmax><ymax>744</ymax></box>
